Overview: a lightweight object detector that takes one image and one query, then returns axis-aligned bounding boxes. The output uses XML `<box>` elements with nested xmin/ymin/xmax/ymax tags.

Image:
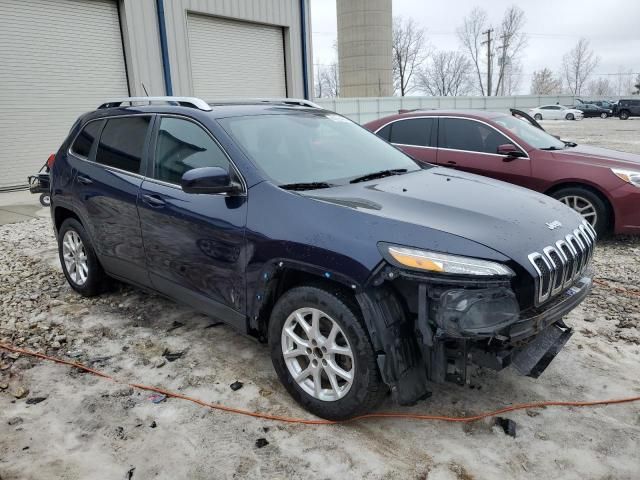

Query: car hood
<box><xmin>306</xmin><ymin>167</ymin><xmax>586</xmax><ymax>263</ymax></box>
<box><xmin>552</xmin><ymin>144</ymin><xmax>640</xmax><ymax>169</ymax></box>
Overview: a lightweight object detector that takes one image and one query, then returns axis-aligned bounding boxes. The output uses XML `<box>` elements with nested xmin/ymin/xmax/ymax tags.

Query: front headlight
<box><xmin>384</xmin><ymin>245</ymin><xmax>515</xmax><ymax>276</ymax></box>
<box><xmin>612</xmin><ymin>168</ymin><xmax>640</xmax><ymax>188</ymax></box>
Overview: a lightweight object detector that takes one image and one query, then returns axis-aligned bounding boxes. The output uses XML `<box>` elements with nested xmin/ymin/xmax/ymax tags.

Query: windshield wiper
<box><xmin>279</xmin><ymin>182</ymin><xmax>333</xmax><ymax>191</ymax></box>
<box><xmin>564</xmin><ymin>141</ymin><xmax>578</xmax><ymax>147</ymax></box>
<box><xmin>540</xmin><ymin>146</ymin><xmax>565</xmax><ymax>151</ymax></box>
<box><xmin>349</xmin><ymin>169</ymin><xmax>408</xmax><ymax>184</ymax></box>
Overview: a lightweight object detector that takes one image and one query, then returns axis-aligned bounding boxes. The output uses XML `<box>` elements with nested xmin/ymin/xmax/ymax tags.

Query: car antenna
<box><xmin>141</xmin><ymin>82</ymin><xmax>150</xmax><ymax>96</ymax></box>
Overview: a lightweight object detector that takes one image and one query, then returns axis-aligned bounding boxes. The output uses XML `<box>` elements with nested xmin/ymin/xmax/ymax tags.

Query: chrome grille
<box><xmin>528</xmin><ymin>220</ymin><xmax>596</xmax><ymax>305</ymax></box>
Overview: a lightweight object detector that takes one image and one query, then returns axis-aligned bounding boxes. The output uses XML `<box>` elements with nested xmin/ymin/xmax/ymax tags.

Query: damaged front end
<box><xmin>356</xmin><ymin>251</ymin><xmax>592</xmax><ymax>406</ymax></box>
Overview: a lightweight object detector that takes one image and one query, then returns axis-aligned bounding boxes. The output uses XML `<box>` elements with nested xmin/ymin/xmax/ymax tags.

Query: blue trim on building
<box><xmin>155</xmin><ymin>0</ymin><xmax>173</xmax><ymax>95</ymax></box>
<box><xmin>299</xmin><ymin>0</ymin><xmax>310</xmax><ymax>99</ymax></box>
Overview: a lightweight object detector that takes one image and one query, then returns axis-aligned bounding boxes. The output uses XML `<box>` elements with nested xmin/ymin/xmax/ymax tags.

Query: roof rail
<box><xmin>207</xmin><ymin>98</ymin><xmax>322</xmax><ymax>109</ymax></box>
<box><xmin>98</xmin><ymin>96</ymin><xmax>212</xmax><ymax>111</ymax></box>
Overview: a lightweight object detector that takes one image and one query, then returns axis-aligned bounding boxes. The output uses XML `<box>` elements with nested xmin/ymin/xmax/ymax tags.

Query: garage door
<box><xmin>0</xmin><ymin>0</ymin><xmax>129</xmax><ymax>189</ymax></box>
<box><xmin>188</xmin><ymin>14</ymin><xmax>287</xmax><ymax>100</ymax></box>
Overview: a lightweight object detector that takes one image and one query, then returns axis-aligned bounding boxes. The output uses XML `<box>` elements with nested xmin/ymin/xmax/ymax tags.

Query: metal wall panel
<box><xmin>0</xmin><ymin>0</ymin><xmax>129</xmax><ymax>189</ymax></box>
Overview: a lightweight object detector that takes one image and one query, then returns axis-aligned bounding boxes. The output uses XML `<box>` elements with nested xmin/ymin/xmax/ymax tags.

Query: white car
<box><xmin>529</xmin><ymin>105</ymin><xmax>584</xmax><ymax>121</ymax></box>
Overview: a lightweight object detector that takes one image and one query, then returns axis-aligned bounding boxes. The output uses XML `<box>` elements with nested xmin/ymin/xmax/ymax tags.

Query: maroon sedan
<box><xmin>364</xmin><ymin>110</ymin><xmax>640</xmax><ymax>235</ymax></box>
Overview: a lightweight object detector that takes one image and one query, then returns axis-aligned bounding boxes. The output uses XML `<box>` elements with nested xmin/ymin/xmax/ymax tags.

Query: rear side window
<box><xmin>439</xmin><ymin>118</ymin><xmax>513</xmax><ymax>155</ymax></box>
<box><xmin>377</xmin><ymin>118</ymin><xmax>435</xmax><ymax>147</ymax></box>
<box><xmin>153</xmin><ymin>117</ymin><xmax>230</xmax><ymax>185</ymax></box>
<box><xmin>96</xmin><ymin>116</ymin><xmax>151</xmax><ymax>174</ymax></box>
<box><xmin>71</xmin><ymin>121</ymin><xmax>102</xmax><ymax>158</ymax></box>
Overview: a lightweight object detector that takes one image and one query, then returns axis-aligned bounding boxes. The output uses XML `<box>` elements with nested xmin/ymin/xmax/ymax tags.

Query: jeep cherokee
<box><xmin>49</xmin><ymin>97</ymin><xmax>596</xmax><ymax>420</ymax></box>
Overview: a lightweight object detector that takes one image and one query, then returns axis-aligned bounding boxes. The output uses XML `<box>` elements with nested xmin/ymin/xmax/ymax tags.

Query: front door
<box><xmin>138</xmin><ymin>115</ymin><xmax>248</xmax><ymax>329</ymax></box>
<box><xmin>70</xmin><ymin>115</ymin><xmax>152</xmax><ymax>286</ymax></box>
<box><xmin>435</xmin><ymin>117</ymin><xmax>531</xmax><ymax>187</ymax></box>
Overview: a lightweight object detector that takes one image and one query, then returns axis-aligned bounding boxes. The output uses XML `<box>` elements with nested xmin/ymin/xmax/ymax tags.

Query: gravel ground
<box><xmin>1</xmin><ymin>118</ymin><xmax>639</xmax><ymax>480</ymax></box>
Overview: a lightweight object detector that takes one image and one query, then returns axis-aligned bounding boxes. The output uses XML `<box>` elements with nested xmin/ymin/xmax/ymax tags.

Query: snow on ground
<box><xmin>1</xmin><ymin>118</ymin><xmax>639</xmax><ymax>480</ymax></box>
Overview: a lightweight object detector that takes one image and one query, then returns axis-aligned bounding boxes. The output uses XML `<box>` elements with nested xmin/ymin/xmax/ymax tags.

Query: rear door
<box><xmin>138</xmin><ymin>115</ymin><xmax>248</xmax><ymax>329</ymax></box>
<box><xmin>376</xmin><ymin>117</ymin><xmax>437</xmax><ymax>164</ymax></box>
<box><xmin>70</xmin><ymin>115</ymin><xmax>152</xmax><ymax>286</ymax></box>
<box><xmin>435</xmin><ymin>117</ymin><xmax>531</xmax><ymax>186</ymax></box>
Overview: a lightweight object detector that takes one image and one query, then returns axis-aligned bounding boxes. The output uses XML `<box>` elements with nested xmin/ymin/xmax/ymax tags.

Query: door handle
<box><xmin>142</xmin><ymin>194</ymin><xmax>166</xmax><ymax>207</ymax></box>
<box><xmin>446</xmin><ymin>161</ymin><xmax>457</xmax><ymax>165</ymax></box>
<box><xmin>76</xmin><ymin>174</ymin><xmax>93</xmax><ymax>185</ymax></box>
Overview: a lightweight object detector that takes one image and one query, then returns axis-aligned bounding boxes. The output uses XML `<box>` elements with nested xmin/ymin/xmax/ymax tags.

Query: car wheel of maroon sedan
<box><xmin>552</xmin><ymin>187</ymin><xmax>608</xmax><ymax>235</ymax></box>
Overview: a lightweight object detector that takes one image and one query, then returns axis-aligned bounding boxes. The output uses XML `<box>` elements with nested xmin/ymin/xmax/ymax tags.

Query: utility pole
<box><xmin>481</xmin><ymin>28</ymin><xmax>494</xmax><ymax>96</ymax></box>
<box><xmin>496</xmin><ymin>33</ymin><xmax>509</xmax><ymax>96</ymax></box>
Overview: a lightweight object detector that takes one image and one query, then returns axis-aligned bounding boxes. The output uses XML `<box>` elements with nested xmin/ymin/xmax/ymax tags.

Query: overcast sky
<box><xmin>310</xmin><ymin>0</ymin><xmax>640</xmax><ymax>94</ymax></box>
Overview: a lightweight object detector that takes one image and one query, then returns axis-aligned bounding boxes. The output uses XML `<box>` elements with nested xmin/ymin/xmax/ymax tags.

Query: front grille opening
<box><xmin>534</xmin><ymin>257</ymin><xmax>551</xmax><ymax>296</ymax></box>
<box><xmin>560</xmin><ymin>244</ymin><xmax>575</xmax><ymax>281</ymax></box>
<box><xmin>548</xmin><ymin>251</ymin><xmax>564</xmax><ymax>290</ymax></box>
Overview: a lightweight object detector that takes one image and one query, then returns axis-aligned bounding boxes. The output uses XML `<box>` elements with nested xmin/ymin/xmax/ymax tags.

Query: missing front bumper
<box><xmin>511</xmin><ymin>323</ymin><xmax>573</xmax><ymax>378</ymax></box>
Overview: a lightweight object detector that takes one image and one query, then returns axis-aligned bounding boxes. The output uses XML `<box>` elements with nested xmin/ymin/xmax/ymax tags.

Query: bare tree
<box><xmin>392</xmin><ymin>17</ymin><xmax>428</xmax><ymax>96</ymax></box>
<box><xmin>587</xmin><ymin>77</ymin><xmax>614</xmax><ymax>97</ymax></box>
<box><xmin>417</xmin><ymin>50</ymin><xmax>472</xmax><ymax>96</ymax></box>
<box><xmin>499</xmin><ymin>60</ymin><xmax>522</xmax><ymax>95</ymax></box>
<box><xmin>562</xmin><ymin>38</ymin><xmax>599</xmax><ymax>95</ymax></box>
<box><xmin>494</xmin><ymin>6</ymin><xmax>527</xmax><ymax>96</ymax></box>
<box><xmin>615</xmin><ymin>67</ymin><xmax>635</xmax><ymax>96</ymax></box>
<box><xmin>314</xmin><ymin>62</ymin><xmax>340</xmax><ymax>98</ymax></box>
<box><xmin>530</xmin><ymin>68</ymin><xmax>562</xmax><ymax>95</ymax></box>
<box><xmin>634</xmin><ymin>73</ymin><xmax>640</xmax><ymax>95</ymax></box>
<box><xmin>457</xmin><ymin>7</ymin><xmax>489</xmax><ymax>95</ymax></box>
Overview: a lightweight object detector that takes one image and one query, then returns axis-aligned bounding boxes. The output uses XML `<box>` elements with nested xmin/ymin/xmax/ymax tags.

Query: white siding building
<box><xmin>0</xmin><ymin>0</ymin><xmax>313</xmax><ymax>189</ymax></box>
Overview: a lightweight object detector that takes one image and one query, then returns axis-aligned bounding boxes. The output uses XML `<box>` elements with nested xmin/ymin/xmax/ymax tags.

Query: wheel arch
<box><xmin>545</xmin><ymin>181</ymin><xmax>615</xmax><ymax>231</ymax></box>
<box><xmin>53</xmin><ymin>205</ymin><xmax>82</xmax><ymax>232</ymax></box>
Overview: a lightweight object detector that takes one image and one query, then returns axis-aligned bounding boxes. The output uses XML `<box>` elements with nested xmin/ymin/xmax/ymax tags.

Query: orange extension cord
<box><xmin>1</xmin><ymin>342</ymin><xmax>639</xmax><ymax>425</ymax></box>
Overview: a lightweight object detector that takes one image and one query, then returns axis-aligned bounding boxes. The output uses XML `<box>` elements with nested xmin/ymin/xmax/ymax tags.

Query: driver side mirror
<box><xmin>181</xmin><ymin>167</ymin><xmax>242</xmax><ymax>194</ymax></box>
<box><xmin>497</xmin><ymin>143</ymin><xmax>526</xmax><ymax>161</ymax></box>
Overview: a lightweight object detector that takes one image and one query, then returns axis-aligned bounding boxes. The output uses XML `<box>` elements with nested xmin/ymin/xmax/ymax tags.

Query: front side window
<box><xmin>71</xmin><ymin>121</ymin><xmax>102</xmax><ymax>158</ymax></box>
<box><xmin>438</xmin><ymin>118</ymin><xmax>513</xmax><ymax>155</ymax></box>
<box><xmin>219</xmin><ymin>112</ymin><xmax>421</xmax><ymax>186</ymax></box>
<box><xmin>154</xmin><ymin>117</ymin><xmax>229</xmax><ymax>184</ymax></box>
<box><xmin>494</xmin><ymin>114</ymin><xmax>565</xmax><ymax>150</ymax></box>
<box><xmin>385</xmin><ymin>118</ymin><xmax>435</xmax><ymax>147</ymax></box>
<box><xmin>96</xmin><ymin>116</ymin><xmax>151</xmax><ymax>174</ymax></box>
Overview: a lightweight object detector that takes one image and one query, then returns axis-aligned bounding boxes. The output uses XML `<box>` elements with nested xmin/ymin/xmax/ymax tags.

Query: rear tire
<box><xmin>619</xmin><ymin>110</ymin><xmax>630</xmax><ymax>120</ymax></box>
<box><xmin>551</xmin><ymin>186</ymin><xmax>609</xmax><ymax>236</ymax></box>
<box><xmin>534</xmin><ymin>113</ymin><xmax>543</xmax><ymax>121</ymax></box>
<box><xmin>57</xmin><ymin>218</ymin><xmax>107</xmax><ymax>296</ymax></box>
<box><xmin>268</xmin><ymin>285</ymin><xmax>385</xmax><ymax>420</ymax></box>
<box><xmin>565</xmin><ymin>113</ymin><xmax>575</xmax><ymax>120</ymax></box>
<box><xmin>39</xmin><ymin>193</ymin><xmax>50</xmax><ymax>207</ymax></box>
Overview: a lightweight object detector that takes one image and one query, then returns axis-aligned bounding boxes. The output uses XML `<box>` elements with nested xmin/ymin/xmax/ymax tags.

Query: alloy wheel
<box><xmin>281</xmin><ymin>307</ymin><xmax>354</xmax><ymax>401</ymax></box>
<box><xmin>62</xmin><ymin>230</ymin><xmax>88</xmax><ymax>286</ymax></box>
<box><xmin>600</xmin><ymin>112</ymin><xmax>607</xmax><ymax>119</ymax></box>
<box><xmin>559</xmin><ymin>195</ymin><xmax>598</xmax><ymax>228</ymax></box>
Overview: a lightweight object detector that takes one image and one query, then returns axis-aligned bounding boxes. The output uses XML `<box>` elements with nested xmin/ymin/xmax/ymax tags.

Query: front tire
<box><xmin>551</xmin><ymin>187</ymin><xmax>609</xmax><ymax>236</ymax></box>
<box><xmin>39</xmin><ymin>193</ymin><xmax>51</xmax><ymax>207</ymax></box>
<box><xmin>534</xmin><ymin>113</ymin><xmax>543</xmax><ymax>121</ymax></box>
<box><xmin>565</xmin><ymin>113</ymin><xmax>575</xmax><ymax>120</ymax></box>
<box><xmin>269</xmin><ymin>285</ymin><xmax>385</xmax><ymax>420</ymax></box>
<box><xmin>57</xmin><ymin>218</ymin><xmax>107</xmax><ymax>296</ymax></box>
<box><xmin>600</xmin><ymin>112</ymin><xmax>608</xmax><ymax>119</ymax></box>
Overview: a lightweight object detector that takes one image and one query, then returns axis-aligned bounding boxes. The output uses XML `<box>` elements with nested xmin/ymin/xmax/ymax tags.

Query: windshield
<box><xmin>218</xmin><ymin>112</ymin><xmax>421</xmax><ymax>186</ymax></box>
<box><xmin>494</xmin><ymin>114</ymin><xmax>566</xmax><ymax>150</ymax></box>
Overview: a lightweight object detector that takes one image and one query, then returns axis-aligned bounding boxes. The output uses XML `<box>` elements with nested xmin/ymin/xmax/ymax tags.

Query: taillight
<box><xmin>47</xmin><ymin>153</ymin><xmax>56</xmax><ymax>169</ymax></box>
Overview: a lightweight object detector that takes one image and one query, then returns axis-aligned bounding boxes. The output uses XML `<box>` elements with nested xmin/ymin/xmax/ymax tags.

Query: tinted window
<box><xmin>439</xmin><ymin>118</ymin><xmax>513</xmax><ymax>154</ymax></box>
<box><xmin>154</xmin><ymin>117</ymin><xmax>229</xmax><ymax>184</ymax></box>
<box><xmin>388</xmin><ymin>118</ymin><xmax>434</xmax><ymax>147</ymax></box>
<box><xmin>376</xmin><ymin>124</ymin><xmax>391</xmax><ymax>141</ymax></box>
<box><xmin>96</xmin><ymin>117</ymin><xmax>150</xmax><ymax>174</ymax></box>
<box><xmin>71</xmin><ymin>121</ymin><xmax>102</xmax><ymax>158</ymax></box>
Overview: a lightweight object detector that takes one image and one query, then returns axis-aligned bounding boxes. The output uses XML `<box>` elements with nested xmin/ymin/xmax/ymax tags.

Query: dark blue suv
<box><xmin>50</xmin><ymin>97</ymin><xmax>596</xmax><ymax>420</ymax></box>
